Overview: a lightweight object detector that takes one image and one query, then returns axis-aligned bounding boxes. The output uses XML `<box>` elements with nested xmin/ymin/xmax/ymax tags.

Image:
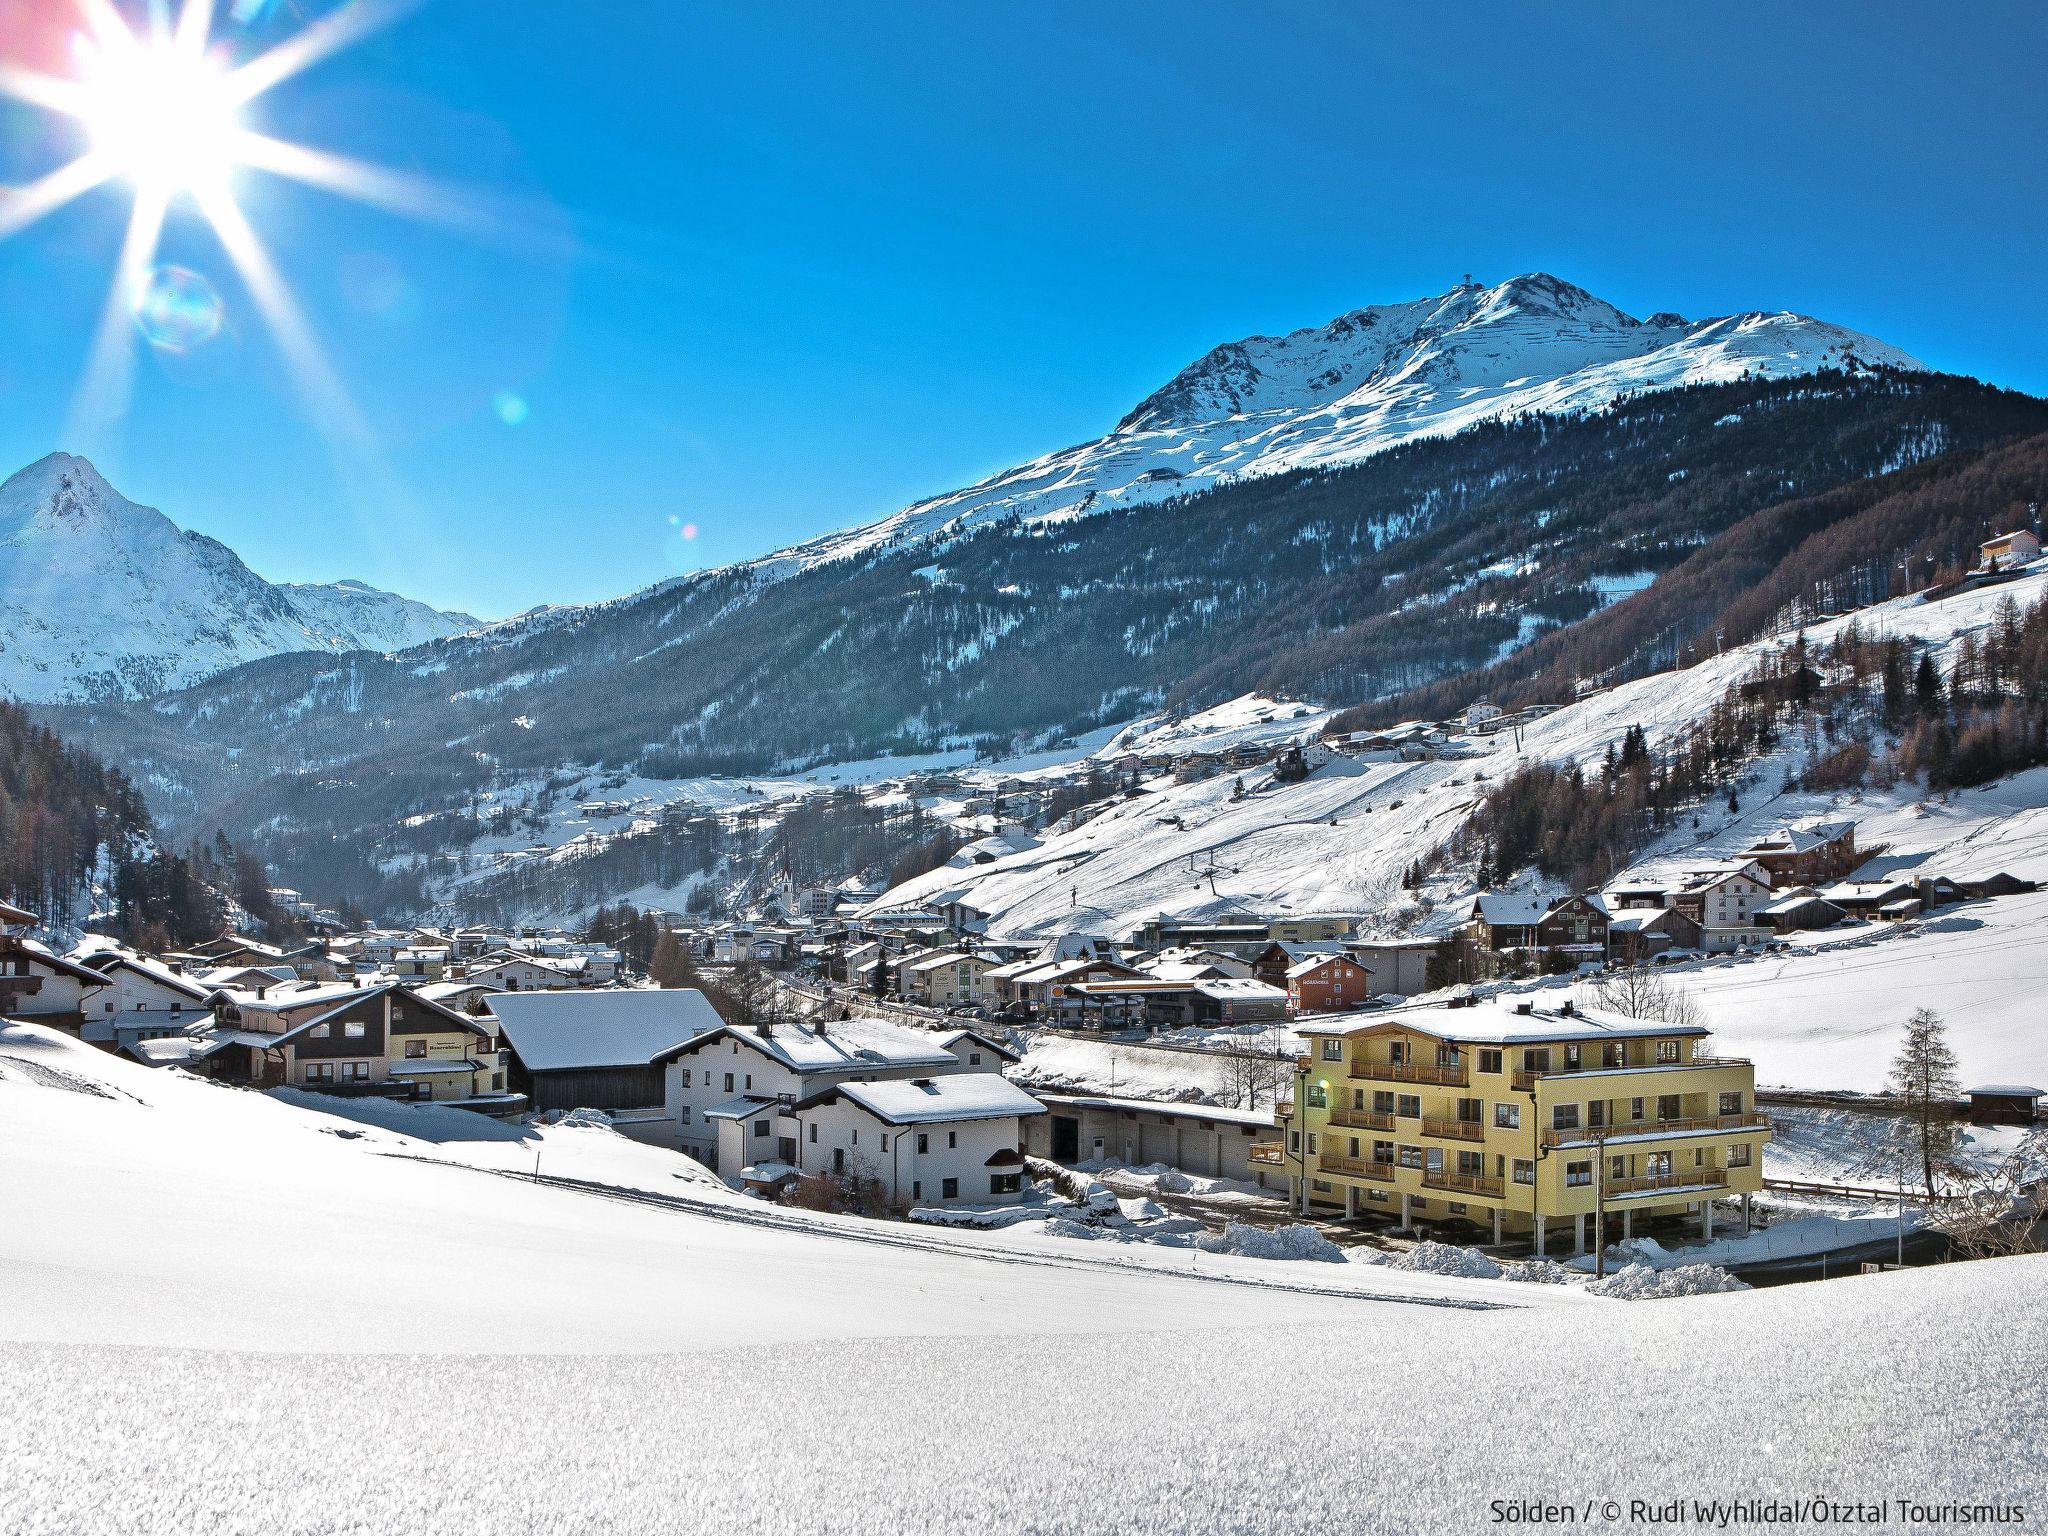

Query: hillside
<box><xmin>3</xmin><ymin>1020</ymin><xmax>2041</xmax><ymax>1532</ymax></box>
<box><xmin>0</xmin><ymin>455</ymin><xmax>476</xmax><ymax>703</ymax></box>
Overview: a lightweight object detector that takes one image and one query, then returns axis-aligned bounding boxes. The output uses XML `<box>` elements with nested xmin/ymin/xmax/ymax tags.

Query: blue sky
<box><xmin>1</xmin><ymin>0</ymin><xmax>2043</xmax><ymax>618</ymax></box>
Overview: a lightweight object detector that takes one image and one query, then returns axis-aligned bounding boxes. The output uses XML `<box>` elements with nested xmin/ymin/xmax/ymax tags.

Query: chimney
<box><xmin>1559</xmin><ymin>999</ymin><xmax>1575</xmax><ymax>1016</ymax></box>
<box><xmin>1515</xmin><ymin>1001</ymin><xmax>1533</xmax><ymax>1015</ymax></box>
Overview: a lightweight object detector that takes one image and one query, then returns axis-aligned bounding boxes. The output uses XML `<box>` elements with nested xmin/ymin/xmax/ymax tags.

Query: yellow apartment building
<box><xmin>1257</xmin><ymin>995</ymin><xmax>1771</xmax><ymax>1255</ymax></box>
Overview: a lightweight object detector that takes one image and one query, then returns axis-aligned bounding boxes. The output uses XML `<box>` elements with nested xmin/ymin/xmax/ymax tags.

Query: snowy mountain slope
<box><xmin>276</xmin><ymin>578</ymin><xmax>480</xmax><ymax>655</ymax></box>
<box><xmin>752</xmin><ymin>273</ymin><xmax>1923</xmax><ymax>578</ymax></box>
<box><xmin>3</xmin><ymin>1024</ymin><xmax>2043</xmax><ymax>1534</ymax></box>
<box><xmin>0</xmin><ymin>454</ymin><xmax>476</xmax><ymax>702</ymax></box>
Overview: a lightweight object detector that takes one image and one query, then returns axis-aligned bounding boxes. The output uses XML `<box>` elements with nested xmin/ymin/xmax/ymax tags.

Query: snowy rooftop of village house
<box><xmin>1301</xmin><ymin>997</ymin><xmax>1710</xmax><ymax>1045</ymax></box>
<box><xmin>1028</xmin><ymin>1088</ymin><xmax>1279</xmax><ymax>1128</ymax></box>
<box><xmin>734</xmin><ymin>1016</ymin><xmax>962</xmax><ymax>1073</ymax></box>
<box><xmin>487</xmin><ymin>987</ymin><xmax>725</xmax><ymax>1070</ymax></box>
<box><xmin>806</xmin><ymin>1073</ymin><xmax>1046</xmax><ymax>1125</ymax></box>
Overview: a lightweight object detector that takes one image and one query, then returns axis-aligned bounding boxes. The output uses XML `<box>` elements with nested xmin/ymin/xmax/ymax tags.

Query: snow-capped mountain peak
<box><xmin>755</xmin><ymin>273</ymin><xmax>1922</xmax><ymax>578</ymax></box>
<box><xmin>0</xmin><ymin>454</ymin><xmax>478</xmax><ymax>703</ymax></box>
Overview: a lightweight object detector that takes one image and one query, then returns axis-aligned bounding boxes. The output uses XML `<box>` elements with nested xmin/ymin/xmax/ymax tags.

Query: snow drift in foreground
<box><xmin>2</xmin><ymin>1023</ymin><xmax>2045</xmax><ymax>1530</ymax></box>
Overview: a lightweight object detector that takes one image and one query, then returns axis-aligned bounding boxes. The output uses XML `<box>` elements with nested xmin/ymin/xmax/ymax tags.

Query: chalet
<box><xmin>1286</xmin><ymin>953</ymin><xmax>1375</xmax><ymax>1015</ymax></box>
<box><xmin>929</xmin><ymin>1026</ymin><xmax>1020</xmax><ymax>1071</ymax></box>
<box><xmin>1817</xmin><ymin>878</ymin><xmax>1919</xmax><ymax>918</ymax></box>
<box><xmin>489</xmin><ymin>988</ymin><xmax>724</xmax><ymax>1128</ymax></box>
<box><xmin>1466</xmin><ymin>893</ymin><xmax>1608</xmax><ymax>959</ymax></box>
<box><xmin>1959</xmin><ymin>871</ymin><xmax>2037</xmax><ymax>899</ymax></box>
<box><xmin>1250</xmin><ymin>940</ymin><xmax>1346</xmax><ymax>989</ymax></box>
<box><xmin>656</xmin><ymin>1015</ymin><xmax>966</xmax><ymax>1174</ymax></box>
<box><xmin>1604</xmin><ymin>907</ymin><xmax>1703</xmax><ymax>964</ymax></box>
<box><xmin>1140</xmin><ymin>947</ymin><xmax>1254</xmax><ymax>982</ymax></box>
<box><xmin>1026</xmin><ymin>1091</ymin><xmax>1282</xmax><ymax>1183</ymax></box>
<box><xmin>463</xmin><ymin>952</ymin><xmax>585</xmax><ymax>991</ymax></box>
<box><xmin>198</xmin><ymin>980</ymin><xmax>508</xmax><ymax>1104</ymax></box>
<box><xmin>1670</xmin><ymin>863</ymin><xmax>1773</xmax><ymax>951</ymax></box>
<box><xmin>791</xmin><ymin>1076</ymin><xmax>1044</xmax><ymax>1206</ymax></box>
<box><xmin>899</xmin><ymin>950</ymin><xmax>997</xmax><ymax>1008</ymax></box>
<box><xmin>1980</xmin><ymin>530</ymin><xmax>2042</xmax><ymax>570</ymax></box>
<box><xmin>0</xmin><ymin>921</ymin><xmax>112</xmax><ymax>1033</ymax></box>
<box><xmin>393</xmin><ymin>945</ymin><xmax>450</xmax><ymax>982</ymax></box>
<box><xmin>68</xmin><ymin>944</ymin><xmax>213</xmax><ymax>1053</ymax></box>
<box><xmin>1739</xmin><ymin>820</ymin><xmax>1860</xmax><ymax>887</ymax></box>
<box><xmin>1752</xmin><ymin>889</ymin><xmax>1846</xmax><ymax>934</ymax></box>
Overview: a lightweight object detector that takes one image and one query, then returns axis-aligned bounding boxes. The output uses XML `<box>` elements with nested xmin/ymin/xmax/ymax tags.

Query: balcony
<box><xmin>1514</xmin><ymin>1056</ymin><xmax>1756</xmax><ymax>1091</ymax></box>
<box><xmin>1539</xmin><ymin>1111</ymin><xmax>1772</xmax><ymax>1148</ymax></box>
<box><xmin>1350</xmin><ymin>1058</ymin><xmax>1468</xmax><ymax>1088</ymax></box>
<box><xmin>1607</xmin><ymin>1168</ymin><xmax>1729</xmax><ymax>1196</ymax></box>
<box><xmin>1422</xmin><ymin>1168</ymin><xmax>1503</xmax><ymax>1198</ymax></box>
<box><xmin>1328</xmin><ymin>1107</ymin><xmax>1396</xmax><ymax>1131</ymax></box>
<box><xmin>1421</xmin><ymin>1115</ymin><xmax>1485</xmax><ymax>1142</ymax></box>
<box><xmin>1248</xmin><ymin>1140</ymin><xmax>1288</xmax><ymax>1167</ymax></box>
<box><xmin>1318</xmin><ymin>1153</ymin><xmax>1394</xmax><ymax>1181</ymax></box>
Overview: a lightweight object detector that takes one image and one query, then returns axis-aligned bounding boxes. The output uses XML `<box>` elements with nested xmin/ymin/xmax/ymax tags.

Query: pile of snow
<box><xmin>549</xmin><ymin>1107</ymin><xmax>616</xmax><ymax>1130</ymax></box>
<box><xmin>1389</xmin><ymin>1241</ymin><xmax>1505</xmax><ymax>1279</ymax></box>
<box><xmin>1505</xmin><ymin>1259</ymin><xmax>1579</xmax><ymax>1285</ymax></box>
<box><xmin>1195</xmin><ymin>1222</ymin><xmax>1344</xmax><ymax>1263</ymax></box>
<box><xmin>1588</xmin><ymin>1262</ymin><xmax>1751</xmax><ymax>1300</ymax></box>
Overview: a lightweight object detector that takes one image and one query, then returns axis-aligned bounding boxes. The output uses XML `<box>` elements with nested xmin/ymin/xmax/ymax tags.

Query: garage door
<box><xmin>1180</xmin><ymin>1130</ymin><xmax>1216</xmax><ymax>1177</ymax></box>
<box><xmin>1138</xmin><ymin>1122</ymin><xmax>1176</xmax><ymax>1167</ymax></box>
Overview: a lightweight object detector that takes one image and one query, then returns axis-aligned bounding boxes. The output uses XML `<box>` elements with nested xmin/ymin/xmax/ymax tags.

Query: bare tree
<box><xmin>1582</xmin><ymin>965</ymin><xmax>1703</xmax><ymax>1029</ymax></box>
<box><xmin>1883</xmin><ymin>1007</ymin><xmax>1964</xmax><ymax>1200</ymax></box>
<box><xmin>1931</xmin><ymin>1150</ymin><xmax>2048</xmax><ymax>1260</ymax></box>
<box><xmin>1219</xmin><ymin>1041</ymin><xmax>1289</xmax><ymax>1110</ymax></box>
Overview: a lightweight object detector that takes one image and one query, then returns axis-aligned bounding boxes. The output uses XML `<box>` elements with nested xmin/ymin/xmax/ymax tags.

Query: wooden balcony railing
<box><xmin>1350</xmin><ymin>1059</ymin><xmax>1468</xmax><ymax>1087</ymax></box>
<box><xmin>1318</xmin><ymin>1153</ymin><xmax>1394</xmax><ymax>1181</ymax></box>
<box><xmin>1421</xmin><ymin>1116</ymin><xmax>1486</xmax><ymax>1142</ymax></box>
<box><xmin>1539</xmin><ymin>1112</ymin><xmax>1772</xmax><ymax>1148</ymax></box>
<box><xmin>1328</xmin><ymin>1107</ymin><xmax>1396</xmax><ymax>1131</ymax></box>
<box><xmin>1248</xmin><ymin>1141</ymin><xmax>1288</xmax><ymax>1167</ymax></box>
<box><xmin>1422</xmin><ymin>1168</ymin><xmax>1503</xmax><ymax>1198</ymax></box>
<box><xmin>1607</xmin><ymin>1168</ymin><xmax>1729</xmax><ymax>1196</ymax></box>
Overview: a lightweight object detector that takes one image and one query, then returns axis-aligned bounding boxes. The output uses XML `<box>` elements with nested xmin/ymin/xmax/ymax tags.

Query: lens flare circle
<box><xmin>132</xmin><ymin>264</ymin><xmax>224</xmax><ymax>351</ymax></box>
<box><xmin>492</xmin><ymin>390</ymin><xmax>529</xmax><ymax>426</ymax></box>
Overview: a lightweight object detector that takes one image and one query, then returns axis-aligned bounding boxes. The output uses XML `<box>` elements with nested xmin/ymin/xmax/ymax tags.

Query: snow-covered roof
<box><xmin>1966</xmin><ymin>1084</ymin><xmax>2044</xmax><ymax>1098</ymax></box>
<box><xmin>489</xmin><ymin>988</ymin><xmax>725</xmax><ymax>1071</ymax></box>
<box><xmin>1190</xmin><ymin>979</ymin><xmax>1287</xmax><ymax>1001</ymax></box>
<box><xmin>66</xmin><ymin>945</ymin><xmax>213</xmax><ymax>1001</ymax></box>
<box><xmin>1302</xmin><ymin>997</ymin><xmax>1710</xmax><ymax>1045</ymax></box>
<box><xmin>1284</xmin><ymin>953</ymin><xmax>1362</xmax><ymax>978</ymax></box>
<box><xmin>1742</xmin><ymin>819</ymin><xmax>1855</xmax><ymax>855</ymax></box>
<box><xmin>704</xmin><ymin>1094</ymin><xmax>776</xmax><ymax>1121</ymax></box>
<box><xmin>1469</xmin><ymin>894</ymin><xmax>1550</xmax><ymax>925</ymax></box>
<box><xmin>681</xmin><ymin>1015</ymin><xmax>959</xmax><ymax>1074</ymax></box>
<box><xmin>930</xmin><ymin>1027</ymin><xmax>1021</xmax><ymax>1063</ymax></box>
<box><xmin>1029</xmin><ymin>1089</ymin><xmax>1276</xmax><ymax>1128</ymax></box>
<box><xmin>808</xmin><ymin>1073</ymin><xmax>1045</xmax><ymax>1126</ymax></box>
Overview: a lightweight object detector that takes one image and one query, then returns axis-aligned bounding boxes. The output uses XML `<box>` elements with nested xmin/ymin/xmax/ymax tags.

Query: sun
<box><xmin>76</xmin><ymin>33</ymin><xmax>245</xmax><ymax>198</ymax></box>
<box><xmin>0</xmin><ymin>0</ymin><xmax>445</xmax><ymax>452</ymax></box>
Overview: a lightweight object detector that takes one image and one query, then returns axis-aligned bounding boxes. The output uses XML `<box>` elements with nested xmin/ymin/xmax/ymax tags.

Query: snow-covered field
<box><xmin>4</xmin><ymin>1025</ymin><xmax>2046</xmax><ymax>1531</ymax></box>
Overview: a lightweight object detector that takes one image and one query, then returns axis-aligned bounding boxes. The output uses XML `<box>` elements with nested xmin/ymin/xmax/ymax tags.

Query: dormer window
<box><xmin>1656</xmin><ymin>1039</ymin><xmax>1680</xmax><ymax>1063</ymax></box>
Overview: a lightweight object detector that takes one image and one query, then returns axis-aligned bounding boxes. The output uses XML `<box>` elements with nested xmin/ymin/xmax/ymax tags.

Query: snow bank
<box><xmin>1587</xmin><ymin>1262</ymin><xmax>1751</xmax><ymax>1300</ymax></box>
<box><xmin>1195</xmin><ymin>1222</ymin><xmax>1344</xmax><ymax>1263</ymax></box>
<box><xmin>1389</xmin><ymin>1241</ymin><xmax>1505</xmax><ymax>1279</ymax></box>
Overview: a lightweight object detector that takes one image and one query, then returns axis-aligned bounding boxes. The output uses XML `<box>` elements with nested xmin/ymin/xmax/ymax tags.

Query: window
<box><xmin>1564</xmin><ymin>1044</ymin><xmax>1581</xmax><ymax>1070</ymax></box>
<box><xmin>912</xmin><ymin>1181</ymin><xmax>922</xmax><ymax>1199</ymax></box>
<box><xmin>1494</xmin><ymin>1103</ymin><xmax>1520</xmax><ymax>1130</ymax></box>
<box><xmin>1288</xmin><ymin>1131</ymin><xmax>1301</xmax><ymax>1153</ymax></box>
<box><xmin>808</xmin><ymin>1123</ymin><xmax>817</xmax><ymax>1143</ymax></box>
<box><xmin>1455</xmin><ymin>1150</ymin><xmax>1485</xmax><ymax>1176</ymax></box>
<box><xmin>851</xmin><ymin>1129</ymin><xmax>859</xmax><ymax>1145</ymax></box>
<box><xmin>1602</xmin><ymin>1043</ymin><xmax>1627</xmax><ymax>1069</ymax></box>
<box><xmin>1397</xmin><ymin>1144</ymin><xmax>1423</xmax><ymax>1169</ymax></box>
<box><xmin>968</xmin><ymin>1052</ymin><xmax>981</xmax><ymax>1066</ymax></box>
<box><xmin>1656</xmin><ymin>1039</ymin><xmax>1680</xmax><ymax>1063</ymax></box>
<box><xmin>340</xmin><ymin>1061</ymin><xmax>370</xmax><ymax>1082</ymax></box>
<box><xmin>1307</xmin><ymin>1083</ymin><xmax>1328</xmax><ymax>1109</ymax></box>
<box><xmin>678</xmin><ymin>1107</ymin><xmax>692</xmax><ymax>1125</ymax></box>
<box><xmin>916</xmin><ymin>1133</ymin><xmax>929</xmax><ymax>1154</ymax></box>
<box><xmin>1396</xmin><ymin>1094</ymin><xmax>1421</xmax><ymax>1119</ymax></box>
<box><xmin>1553</xmin><ymin>1104</ymin><xmax>1580</xmax><ymax>1130</ymax></box>
<box><xmin>1521</xmin><ymin>1048</ymin><xmax>1551</xmax><ymax>1074</ymax></box>
<box><xmin>1306</xmin><ymin>1134</ymin><xmax>1318</xmax><ymax>1153</ymax></box>
<box><xmin>1610</xmin><ymin>1155</ymin><xmax>1627</xmax><ymax>1180</ymax></box>
<box><xmin>744</xmin><ymin>1074</ymin><xmax>753</xmax><ymax>1090</ymax></box>
<box><xmin>1719</xmin><ymin>1091</ymin><xmax>1743</xmax><ymax>1115</ymax></box>
<box><xmin>1321</xmin><ymin>1038</ymin><xmax>1343</xmax><ymax>1061</ymax></box>
<box><xmin>941</xmin><ymin>1177</ymin><xmax>958</xmax><ymax>1199</ymax></box>
<box><xmin>680</xmin><ymin>1070</ymin><xmax>692</xmax><ymax>1088</ymax></box>
<box><xmin>310</xmin><ymin>1023</ymin><xmax>330</xmax><ymax>1039</ymax></box>
<box><xmin>344</xmin><ymin>1021</ymin><xmax>365</xmax><ymax>1039</ymax></box>
<box><xmin>1511</xmin><ymin>1158</ymin><xmax>1535</xmax><ymax>1185</ymax></box>
<box><xmin>1435</xmin><ymin>1045</ymin><xmax>1460</xmax><ymax>1070</ymax></box>
<box><xmin>1565</xmin><ymin>1160</ymin><xmax>1592</xmax><ymax>1188</ymax></box>
<box><xmin>1371</xmin><ymin>1140</ymin><xmax>1394</xmax><ymax>1164</ymax></box>
<box><xmin>1456</xmin><ymin>1097</ymin><xmax>1482</xmax><ymax>1124</ymax></box>
<box><xmin>1587</xmin><ymin>1101</ymin><xmax>1606</xmax><ymax>1128</ymax></box>
<box><xmin>492</xmin><ymin>1072</ymin><xmax>504</xmax><ymax>1091</ymax></box>
<box><xmin>304</xmin><ymin>1063</ymin><xmax>333</xmax><ymax>1083</ymax></box>
<box><xmin>947</xmin><ymin>1131</ymin><xmax>957</xmax><ymax>1149</ymax></box>
<box><xmin>1658</xmin><ymin>1095</ymin><xmax>1682</xmax><ymax>1121</ymax></box>
<box><xmin>1629</xmin><ymin>1097</ymin><xmax>1645</xmax><ymax>1121</ymax></box>
<box><xmin>1478</xmin><ymin>1048</ymin><xmax>1502</xmax><ymax>1075</ymax></box>
<box><xmin>753</xmin><ymin>1120</ymin><xmax>770</xmax><ymax>1138</ymax></box>
<box><xmin>990</xmin><ymin>1173</ymin><xmax>1021</xmax><ymax>1195</ymax></box>
<box><xmin>723</xmin><ymin>1073</ymin><xmax>734</xmax><ymax>1093</ymax></box>
<box><xmin>404</xmin><ymin>1039</ymin><xmax>426</xmax><ymax>1059</ymax></box>
<box><xmin>1728</xmin><ymin>1143</ymin><xmax>1753</xmax><ymax>1167</ymax></box>
<box><xmin>1373</xmin><ymin>1091</ymin><xmax>1396</xmax><ymax>1114</ymax></box>
<box><xmin>1425</xmin><ymin>1148</ymin><xmax>1443</xmax><ymax>1173</ymax></box>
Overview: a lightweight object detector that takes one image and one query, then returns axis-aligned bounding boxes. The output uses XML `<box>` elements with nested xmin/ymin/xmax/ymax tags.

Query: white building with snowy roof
<box><xmin>790</xmin><ymin>1075</ymin><xmax>1045</xmax><ymax>1206</ymax></box>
